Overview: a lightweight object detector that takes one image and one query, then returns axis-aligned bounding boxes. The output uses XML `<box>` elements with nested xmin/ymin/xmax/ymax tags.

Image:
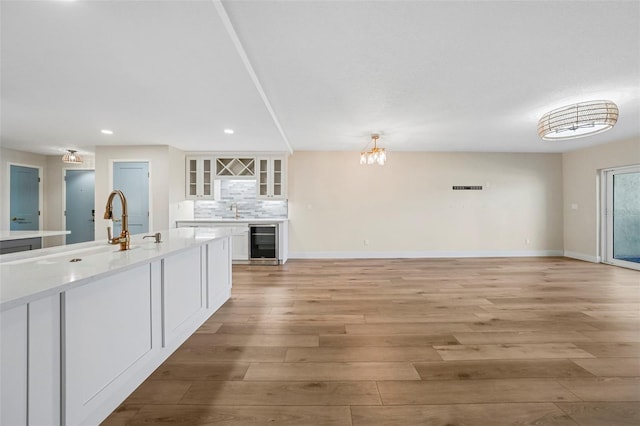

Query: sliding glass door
<box><xmin>602</xmin><ymin>166</ymin><xmax>640</xmax><ymax>270</ymax></box>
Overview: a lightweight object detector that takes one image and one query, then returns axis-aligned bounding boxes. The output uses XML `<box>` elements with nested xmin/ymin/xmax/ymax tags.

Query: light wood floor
<box><xmin>102</xmin><ymin>257</ymin><xmax>640</xmax><ymax>425</ymax></box>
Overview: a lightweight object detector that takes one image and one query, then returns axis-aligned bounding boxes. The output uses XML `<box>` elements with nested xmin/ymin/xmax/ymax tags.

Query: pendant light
<box><xmin>360</xmin><ymin>134</ymin><xmax>387</xmax><ymax>165</ymax></box>
<box><xmin>62</xmin><ymin>149</ymin><xmax>83</xmax><ymax>164</ymax></box>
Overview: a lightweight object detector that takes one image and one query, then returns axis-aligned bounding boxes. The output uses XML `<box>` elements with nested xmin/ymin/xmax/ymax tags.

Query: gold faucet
<box><xmin>103</xmin><ymin>190</ymin><xmax>130</xmax><ymax>251</ymax></box>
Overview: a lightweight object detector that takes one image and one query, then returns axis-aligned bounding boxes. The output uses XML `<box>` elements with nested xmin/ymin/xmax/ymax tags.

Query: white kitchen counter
<box><xmin>177</xmin><ymin>219</ymin><xmax>289</xmax><ymax>264</ymax></box>
<box><xmin>0</xmin><ymin>227</ymin><xmax>239</xmax><ymax>311</ymax></box>
<box><xmin>0</xmin><ymin>230</ymin><xmax>70</xmax><ymax>241</ymax></box>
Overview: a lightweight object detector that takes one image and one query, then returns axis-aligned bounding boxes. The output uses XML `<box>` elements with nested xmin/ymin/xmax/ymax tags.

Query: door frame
<box><xmin>108</xmin><ymin>159</ymin><xmax>153</xmax><ymax>233</ymax></box>
<box><xmin>62</xmin><ymin>167</ymin><xmax>96</xmax><ymax>242</ymax></box>
<box><xmin>7</xmin><ymin>162</ymin><xmax>43</xmax><ymax>231</ymax></box>
<box><xmin>600</xmin><ymin>164</ymin><xmax>640</xmax><ymax>271</ymax></box>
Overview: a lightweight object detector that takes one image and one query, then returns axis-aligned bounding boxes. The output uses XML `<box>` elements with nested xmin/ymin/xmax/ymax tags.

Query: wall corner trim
<box><xmin>563</xmin><ymin>251</ymin><xmax>599</xmax><ymax>263</ymax></box>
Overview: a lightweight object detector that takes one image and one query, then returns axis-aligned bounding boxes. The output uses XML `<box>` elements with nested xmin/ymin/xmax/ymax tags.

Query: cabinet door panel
<box><xmin>258</xmin><ymin>158</ymin><xmax>269</xmax><ymax>196</ymax></box>
<box><xmin>29</xmin><ymin>295</ymin><xmax>61</xmax><ymax>426</ymax></box>
<box><xmin>65</xmin><ymin>265</ymin><xmax>152</xmax><ymax>425</ymax></box>
<box><xmin>232</xmin><ymin>232</ymin><xmax>249</xmax><ymax>260</ymax></box>
<box><xmin>203</xmin><ymin>159</ymin><xmax>212</xmax><ymax>196</ymax></box>
<box><xmin>256</xmin><ymin>156</ymin><xmax>286</xmax><ymax>200</ymax></box>
<box><xmin>186</xmin><ymin>157</ymin><xmax>216</xmax><ymax>199</ymax></box>
<box><xmin>208</xmin><ymin>238</ymin><xmax>231</xmax><ymax>311</ymax></box>
<box><xmin>272</xmin><ymin>158</ymin><xmax>283</xmax><ymax>197</ymax></box>
<box><xmin>0</xmin><ymin>305</ymin><xmax>27</xmax><ymax>426</ymax></box>
<box><xmin>187</xmin><ymin>159</ymin><xmax>198</xmax><ymax>197</ymax></box>
<box><xmin>164</xmin><ymin>246</ymin><xmax>203</xmax><ymax>341</ymax></box>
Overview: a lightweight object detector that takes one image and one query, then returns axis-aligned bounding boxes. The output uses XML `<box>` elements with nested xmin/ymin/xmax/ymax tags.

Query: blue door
<box><xmin>10</xmin><ymin>165</ymin><xmax>39</xmax><ymax>231</ymax></box>
<box><xmin>112</xmin><ymin>162</ymin><xmax>149</xmax><ymax>236</ymax></box>
<box><xmin>65</xmin><ymin>170</ymin><xmax>95</xmax><ymax>244</ymax></box>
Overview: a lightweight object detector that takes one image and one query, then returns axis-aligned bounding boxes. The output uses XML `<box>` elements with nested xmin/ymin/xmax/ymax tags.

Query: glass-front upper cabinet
<box><xmin>185</xmin><ymin>156</ymin><xmax>216</xmax><ymax>199</ymax></box>
<box><xmin>256</xmin><ymin>156</ymin><xmax>286</xmax><ymax>200</ymax></box>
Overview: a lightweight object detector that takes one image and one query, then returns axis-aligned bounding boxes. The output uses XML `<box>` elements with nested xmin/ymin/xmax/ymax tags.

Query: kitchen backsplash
<box><xmin>194</xmin><ymin>180</ymin><xmax>288</xmax><ymax>219</ymax></box>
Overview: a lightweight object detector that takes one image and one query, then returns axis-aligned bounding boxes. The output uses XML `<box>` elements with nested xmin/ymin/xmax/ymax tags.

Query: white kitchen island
<box><xmin>0</xmin><ymin>227</ymin><xmax>236</xmax><ymax>426</ymax></box>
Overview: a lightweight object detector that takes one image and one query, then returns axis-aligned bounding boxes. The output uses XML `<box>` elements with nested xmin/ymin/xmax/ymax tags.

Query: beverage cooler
<box><xmin>249</xmin><ymin>224</ymin><xmax>279</xmax><ymax>265</ymax></box>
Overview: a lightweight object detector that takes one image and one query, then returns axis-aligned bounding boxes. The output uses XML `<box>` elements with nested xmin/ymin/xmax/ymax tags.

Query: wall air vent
<box><xmin>452</xmin><ymin>186</ymin><xmax>483</xmax><ymax>190</ymax></box>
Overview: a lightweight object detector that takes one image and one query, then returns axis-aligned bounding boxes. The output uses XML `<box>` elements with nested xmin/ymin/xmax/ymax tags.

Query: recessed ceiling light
<box><xmin>101</xmin><ymin>129</ymin><xmax>114</xmax><ymax>135</ymax></box>
<box><xmin>224</xmin><ymin>129</ymin><xmax>234</xmax><ymax>134</ymax></box>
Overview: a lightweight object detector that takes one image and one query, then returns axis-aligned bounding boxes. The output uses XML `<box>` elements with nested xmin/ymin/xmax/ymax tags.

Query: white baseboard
<box><xmin>563</xmin><ymin>251</ymin><xmax>599</xmax><ymax>263</ymax></box>
<box><xmin>289</xmin><ymin>250</ymin><xmax>564</xmax><ymax>260</ymax></box>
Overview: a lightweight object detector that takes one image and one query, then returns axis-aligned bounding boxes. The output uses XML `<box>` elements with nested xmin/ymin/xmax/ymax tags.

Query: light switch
<box><xmin>570</xmin><ymin>203</ymin><xmax>578</xmax><ymax>210</ymax></box>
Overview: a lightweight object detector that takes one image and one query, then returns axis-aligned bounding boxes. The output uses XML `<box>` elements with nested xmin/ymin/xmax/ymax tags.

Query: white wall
<box><xmin>94</xmin><ymin>145</ymin><xmax>185</xmax><ymax>237</ymax></box>
<box><xmin>562</xmin><ymin>137</ymin><xmax>640</xmax><ymax>262</ymax></box>
<box><xmin>288</xmin><ymin>151</ymin><xmax>564</xmax><ymax>258</ymax></box>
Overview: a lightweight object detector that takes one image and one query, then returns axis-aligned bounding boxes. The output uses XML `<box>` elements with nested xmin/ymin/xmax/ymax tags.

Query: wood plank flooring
<box><xmin>102</xmin><ymin>257</ymin><xmax>640</xmax><ymax>425</ymax></box>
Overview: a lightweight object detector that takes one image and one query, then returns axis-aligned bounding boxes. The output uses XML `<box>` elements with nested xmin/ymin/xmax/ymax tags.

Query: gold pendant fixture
<box><xmin>360</xmin><ymin>134</ymin><xmax>386</xmax><ymax>165</ymax></box>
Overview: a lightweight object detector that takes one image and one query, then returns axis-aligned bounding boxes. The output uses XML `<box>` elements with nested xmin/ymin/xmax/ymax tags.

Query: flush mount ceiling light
<box><xmin>62</xmin><ymin>149</ymin><xmax>83</xmax><ymax>164</ymax></box>
<box><xmin>224</xmin><ymin>129</ymin><xmax>234</xmax><ymax>134</ymax></box>
<box><xmin>101</xmin><ymin>129</ymin><xmax>114</xmax><ymax>135</ymax></box>
<box><xmin>360</xmin><ymin>134</ymin><xmax>387</xmax><ymax>165</ymax></box>
<box><xmin>537</xmin><ymin>100</ymin><xmax>619</xmax><ymax>141</ymax></box>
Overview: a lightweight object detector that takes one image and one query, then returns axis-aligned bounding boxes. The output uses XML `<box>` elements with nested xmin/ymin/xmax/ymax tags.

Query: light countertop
<box><xmin>0</xmin><ymin>230</ymin><xmax>71</xmax><ymax>241</ymax></box>
<box><xmin>0</xmin><ymin>227</ymin><xmax>242</xmax><ymax>311</ymax></box>
<box><xmin>177</xmin><ymin>218</ymin><xmax>288</xmax><ymax>224</ymax></box>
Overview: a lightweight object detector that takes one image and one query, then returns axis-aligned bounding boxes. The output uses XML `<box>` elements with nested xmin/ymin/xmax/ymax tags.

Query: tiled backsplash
<box><xmin>194</xmin><ymin>180</ymin><xmax>288</xmax><ymax>219</ymax></box>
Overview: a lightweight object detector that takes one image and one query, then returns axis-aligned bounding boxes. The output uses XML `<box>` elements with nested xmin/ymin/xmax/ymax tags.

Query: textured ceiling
<box><xmin>1</xmin><ymin>0</ymin><xmax>638</xmax><ymax>157</ymax></box>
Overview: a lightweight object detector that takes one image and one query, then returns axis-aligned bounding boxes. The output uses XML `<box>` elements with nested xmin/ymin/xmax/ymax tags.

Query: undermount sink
<box><xmin>3</xmin><ymin>243</ymin><xmax>153</xmax><ymax>266</ymax></box>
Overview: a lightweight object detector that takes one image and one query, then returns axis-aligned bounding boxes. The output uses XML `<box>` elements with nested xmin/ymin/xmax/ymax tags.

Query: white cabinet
<box><xmin>186</xmin><ymin>156</ymin><xmax>217</xmax><ymax>199</ymax></box>
<box><xmin>29</xmin><ymin>295</ymin><xmax>61</xmax><ymax>426</ymax></box>
<box><xmin>163</xmin><ymin>247</ymin><xmax>204</xmax><ymax>343</ymax></box>
<box><xmin>1</xmin><ymin>297</ymin><xmax>69</xmax><ymax>426</ymax></box>
<box><xmin>176</xmin><ymin>220</ymin><xmax>287</xmax><ymax>264</ymax></box>
<box><xmin>257</xmin><ymin>156</ymin><xmax>286</xmax><ymax>200</ymax></box>
<box><xmin>232</xmin><ymin>231</ymin><xmax>249</xmax><ymax>261</ymax></box>
<box><xmin>206</xmin><ymin>238</ymin><xmax>232</xmax><ymax>311</ymax></box>
<box><xmin>0</xmin><ymin>305</ymin><xmax>27</xmax><ymax>426</ymax></box>
<box><xmin>65</xmin><ymin>264</ymin><xmax>154</xmax><ymax>426</ymax></box>
<box><xmin>177</xmin><ymin>221</ymin><xmax>248</xmax><ymax>262</ymax></box>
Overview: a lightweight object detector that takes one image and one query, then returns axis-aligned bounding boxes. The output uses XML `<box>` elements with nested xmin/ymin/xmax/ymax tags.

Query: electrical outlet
<box><xmin>363</xmin><ymin>239</ymin><xmax>369</xmax><ymax>246</ymax></box>
<box><xmin>525</xmin><ymin>238</ymin><xmax>531</xmax><ymax>245</ymax></box>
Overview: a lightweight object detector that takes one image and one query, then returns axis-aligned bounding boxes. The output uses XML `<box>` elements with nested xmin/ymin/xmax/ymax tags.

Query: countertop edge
<box><xmin>0</xmin><ymin>230</ymin><xmax>71</xmax><ymax>241</ymax></box>
<box><xmin>0</xmin><ymin>228</ymin><xmax>236</xmax><ymax>311</ymax></box>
